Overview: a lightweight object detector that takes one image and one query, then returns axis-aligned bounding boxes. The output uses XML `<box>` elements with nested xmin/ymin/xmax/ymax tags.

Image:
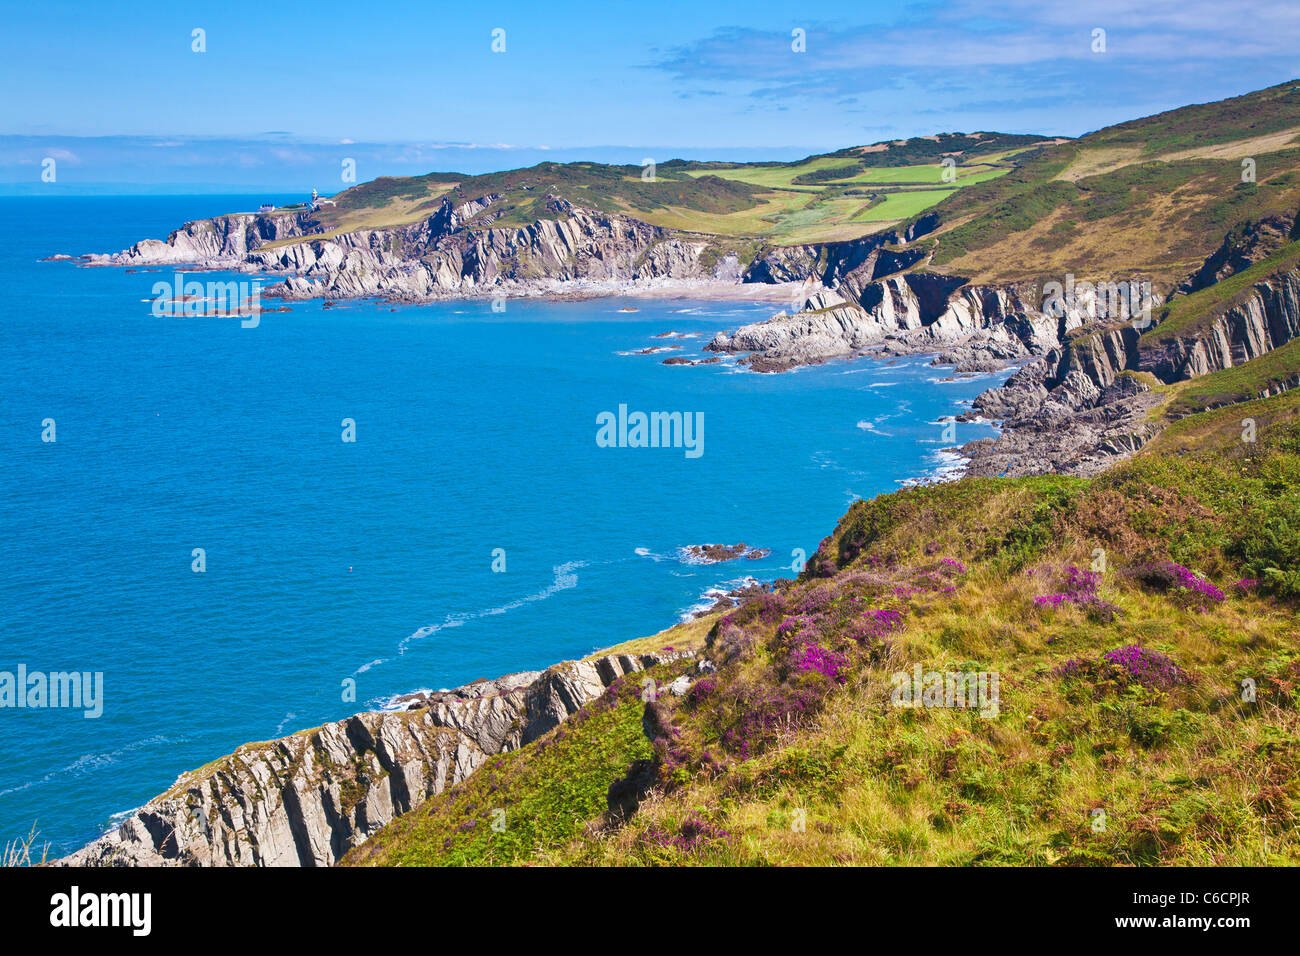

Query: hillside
<box><xmin>250</xmin><ymin>81</ymin><xmax>1300</xmax><ymax>280</ymax></box>
<box><xmin>274</xmin><ymin>131</ymin><xmax>1047</xmax><ymax>246</ymax></box>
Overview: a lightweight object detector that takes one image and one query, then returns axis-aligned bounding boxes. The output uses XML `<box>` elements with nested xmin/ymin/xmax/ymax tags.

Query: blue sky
<box><xmin>2</xmin><ymin>0</ymin><xmax>1297</xmax><ymax>190</ymax></box>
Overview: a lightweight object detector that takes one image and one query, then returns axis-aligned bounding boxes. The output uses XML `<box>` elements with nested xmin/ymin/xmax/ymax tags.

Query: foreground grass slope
<box><xmin>347</xmin><ymin>384</ymin><xmax>1300</xmax><ymax>867</ymax></box>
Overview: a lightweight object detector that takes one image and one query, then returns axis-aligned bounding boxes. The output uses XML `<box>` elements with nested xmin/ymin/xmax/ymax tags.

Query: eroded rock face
<box><xmin>59</xmin><ymin>710</ymin><xmax>480</xmax><ymax>868</ymax></box>
<box><xmin>705</xmin><ymin>277</ymin><xmax>1050</xmax><ymax>369</ymax></box>
<box><xmin>87</xmin><ymin>196</ymin><xmax>744</xmax><ymax>301</ymax></box>
<box><xmin>86</xmin><ymin>192</ymin><xmax>945</xmax><ymax>312</ymax></box>
<box><xmin>964</xmin><ymin>377</ymin><xmax>1165</xmax><ymax>478</ymax></box>
<box><xmin>1140</xmin><ymin>270</ymin><xmax>1300</xmax><ymax>381</ymax></box>
<box><xmin>59</xmin><ymin>650</ymin><xmax>689</xmax><ymax>867</ymax></box>
<box><xmin>93</xmin><ymin>210</ymin><xmax>321</xmax><ymax>267</ymax></box>
<box><xmin>1180</xmin><ymin>212</ymin><xmax>1297</xmax><ymax>294</ymax></box>
<box><xmin>966</xmin><ymin>266</ymin><xmax>1300</xmax><ymax>478</ymax></box>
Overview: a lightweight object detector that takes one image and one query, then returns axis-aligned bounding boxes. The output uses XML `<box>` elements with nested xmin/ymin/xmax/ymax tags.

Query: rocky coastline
<box><xmin>60</xmin><ymin>648</ymin><xmax>693</xmax><ymax>867</ymax></box>
<box><xmin>75</xmin><ymin>189</ymin><xmax>1300</xmax><ymax>483</ymax></box>
<box><xmin>678</xmin><ymin>543</ymin><xmax>771</xmax><ymax>564</ymax></box>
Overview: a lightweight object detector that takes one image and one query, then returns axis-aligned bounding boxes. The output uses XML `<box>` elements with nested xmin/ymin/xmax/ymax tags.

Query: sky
<box><xmin>1</xmin><ymin>0</ymin><xmax>1297</xmax><ymax>191</ymax></box>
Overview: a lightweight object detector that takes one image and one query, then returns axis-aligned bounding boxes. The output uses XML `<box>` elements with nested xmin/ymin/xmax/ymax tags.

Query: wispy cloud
<box><xmin>650</xmin><ymin>0</ymin><xmax>1300</xmax><ymax>134</ymax></box>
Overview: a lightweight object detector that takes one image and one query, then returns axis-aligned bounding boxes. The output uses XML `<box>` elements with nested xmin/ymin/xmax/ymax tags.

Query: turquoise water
<box><xmin>0</xmin><ymin>196</ymin><xmax>999</xmax><ymax>854</ymax></box>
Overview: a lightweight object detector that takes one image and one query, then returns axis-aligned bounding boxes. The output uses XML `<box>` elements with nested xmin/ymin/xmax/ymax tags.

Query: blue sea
<box><xmin>0</xmin><ymin>195</ymin><xmax>999</xmax><ymax>855</ymax></box>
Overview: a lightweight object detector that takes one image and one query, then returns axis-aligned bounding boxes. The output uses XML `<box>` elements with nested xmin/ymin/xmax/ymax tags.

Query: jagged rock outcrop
<box><xmin>60</xmin><ymin>649</ymin><xmax>689</xmax><ymax>867</ymax></box>
<box><xmin>1179</xmin><ymin>212</ymin><xmax>1297</xmax><ymax>293</ymax></box>
<box><xmin>967</xmin><ymin>263</ymin><xmax>1300</xmax><ymax>477</ymax></box>
<box><xmin>1140</xmin><ymin>269</ymin><xmax>1300</xmax><ymax>381</ymax></box>
<box><xmin>706</xmin><ymin>274</ymin><xmax>1055</xmax><ymax>369</ymax></box>
<box><xmin>739</xmin><ymin>225</ymin><xmax>928</xmax><ymax>287</ymax></box>
<box><xmin>100</xmin><ymin>210</ymin><xmax>321</xmax><ymax>267</ymax></box>
<box><xmin>964</xmin><ymin>371</ymin><xmax>1165</xmax><ymax>478</ymax></box>
<box><xmin>89</xmin><ymin>196</ymin><xmax>756</xmax><ymax>301</ymax></box>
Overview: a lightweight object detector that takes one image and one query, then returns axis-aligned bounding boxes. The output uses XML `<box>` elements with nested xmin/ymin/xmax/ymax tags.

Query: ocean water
<box><xmin>0</xmin><ymin>196</ymin><xmax>1000</xmax><ymax>854</ymax></box>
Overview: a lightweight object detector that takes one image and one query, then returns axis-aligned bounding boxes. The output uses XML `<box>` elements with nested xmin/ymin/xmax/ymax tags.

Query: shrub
<box><xmin>791</xmin><ymin>643</ymin><xmax>848</xmax><ymax>684</ymax></box>
<box><xmin>843</xmin><ymin>608</ymin><xmax>905</xmax><ymax>645</ymax></box>
<box><xmin>716</xmin><ymin>591</ymin><xmax>786</xmax><ymax>631</ymax></box>
<box><xmin>1057</xmin><ymin>644</ymin><xmax>1190</xmax><ymax>691</ymax></box>
<box><xmin>683</xmin><ymin>677</ymin><xmax>717</xmax><ymax>708</ymax></box>
<box><xmin>716</xmin><ymin>679</ymin><xmax>828</xmax><ymax>759</ymax></box>
<box><xmin>1034</xmin><ymin>564</ymin><xmax>1122</xmax><ymax>622</ymax></box>
<box><xmin>1103</xmin><ymin>645</ymin><xmax>1190</xmax><ymax>688</ymax></box>
<box><xmin>636</xmin><ymin>812</ymin><xmax>731</xmax><ymax>857</ymax></box>
<box><xmin>1131</xmin><ymin>561</ymin><xmax>1225</xmax><ymax>610</ymax></box>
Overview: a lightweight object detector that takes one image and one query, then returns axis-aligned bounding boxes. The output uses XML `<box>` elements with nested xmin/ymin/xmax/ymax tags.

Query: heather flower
<box><xmin>719</xmin><ymin>683</ymin><xmax>825</xmax><ymax>758</ymax></box>
<box><xmin>718</xmin><ymin>591</ymin><xmax>786</xmax><ymax>630</ymax></box>
<box><xmin>1235</xmin><ymin>578</ymin><xmax>1258</xmax><ymax>595</ymax></box>
<box><xmin>638</xmin><ymin>813</ymin><xmax>730</xmax><ymax>855</ymax></box>
<box><xmin>1054</xmin><ymin>657</ymin><xmax>1087</xmax><ymax>679</ymax></box>
<box><xmin>791</xmin><ymin>643</ymin><xmax>848</xmax><ymax>684</ymax></box>
<box><xmin>939</xmin><ymin>558</ymin><xmax>967</xmax><ymax>574</ymax></box>
<box><xmin>1132</xmin><ymin>562</ymin><xmax>1224</xmax><ymax>610</ymax></box>
<box><xmin>775</xmin><ymin>614</ymin><xmax>821</xmax><ymax>643</ymax></box>
<box><xmin>1063</xmin><ymin>566</ymin><xmax>1101</xmax><ymax>595</ymax></box>
<box><xmin>843</xmin><ymin>608</ymin><xmax>904</xmax><ymax>644</ymax></box>
<box><xmin>683</xmin><ymin>677</ymin><xmax>717</xmax><ymax>708</ymax></box>
<box><xmin>914</xmin><ymin>570</ymin><xmax>953</xmax><ymax>592</ymax></box>
<box><xmin>1034</xmin><ymin>565</ymin><xmax>1120</xmax><ymax>622</ymax></box>
<box><xmin>795</xmin><ymin>588</ymin><xmax>834</xmax><ymax>615</ymax></box>
<box><xmin>1055</xmin><ymin>645</ymin><xmax>1189</xmax><ymax>690</ymax></box>
<box><xmin>1102</xmin><ymin>644</ymin><xmax>1189</xmax><ymax>688</ymax></box>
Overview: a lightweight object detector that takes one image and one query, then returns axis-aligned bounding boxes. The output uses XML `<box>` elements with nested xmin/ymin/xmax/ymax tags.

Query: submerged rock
<box><xmin>679</xmin><ymin>543</ymin><xmax>771</xmax><ymax>564</ymax></box>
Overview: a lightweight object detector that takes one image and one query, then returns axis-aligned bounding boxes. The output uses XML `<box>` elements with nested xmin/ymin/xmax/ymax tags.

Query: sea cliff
<box><xmin>61</xmin><ymin>649</ymin><xmax>690</xmax><ymax>866</ymax></box>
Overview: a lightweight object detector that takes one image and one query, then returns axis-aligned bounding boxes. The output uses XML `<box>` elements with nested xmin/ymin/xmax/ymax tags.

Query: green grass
<box><xmin>256</xmin><ymin>131</ymin><xmax>1044</xmax><ymax>248</ymax></box>
<box><xmin>682</xmin><ymin>156</ymin><xmax>852</xmax><ymax>190</ymax></box>
<box><xmin>855</xmin><ymin>188</ymin><xmax>961</xmax><ymax>222</ymax></box>
<box><xmin>925</xmin><ymin>149</ymin><xmax>1300</xmax><ymax>287</ymax></box>
<box><xmin>1083</xmin><ymin>79</ymin><xmax>1300</xmax><ymax>154</ymax></box>
<box><xmin>1162</xmin><ymin>338</ymin><xmax>1300</xmax><ymax>418</ymax></box>
<box><xmin>345</xmin><ymin>660</ymin><xmax>692</xmax><ymax>865</ymax></box>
